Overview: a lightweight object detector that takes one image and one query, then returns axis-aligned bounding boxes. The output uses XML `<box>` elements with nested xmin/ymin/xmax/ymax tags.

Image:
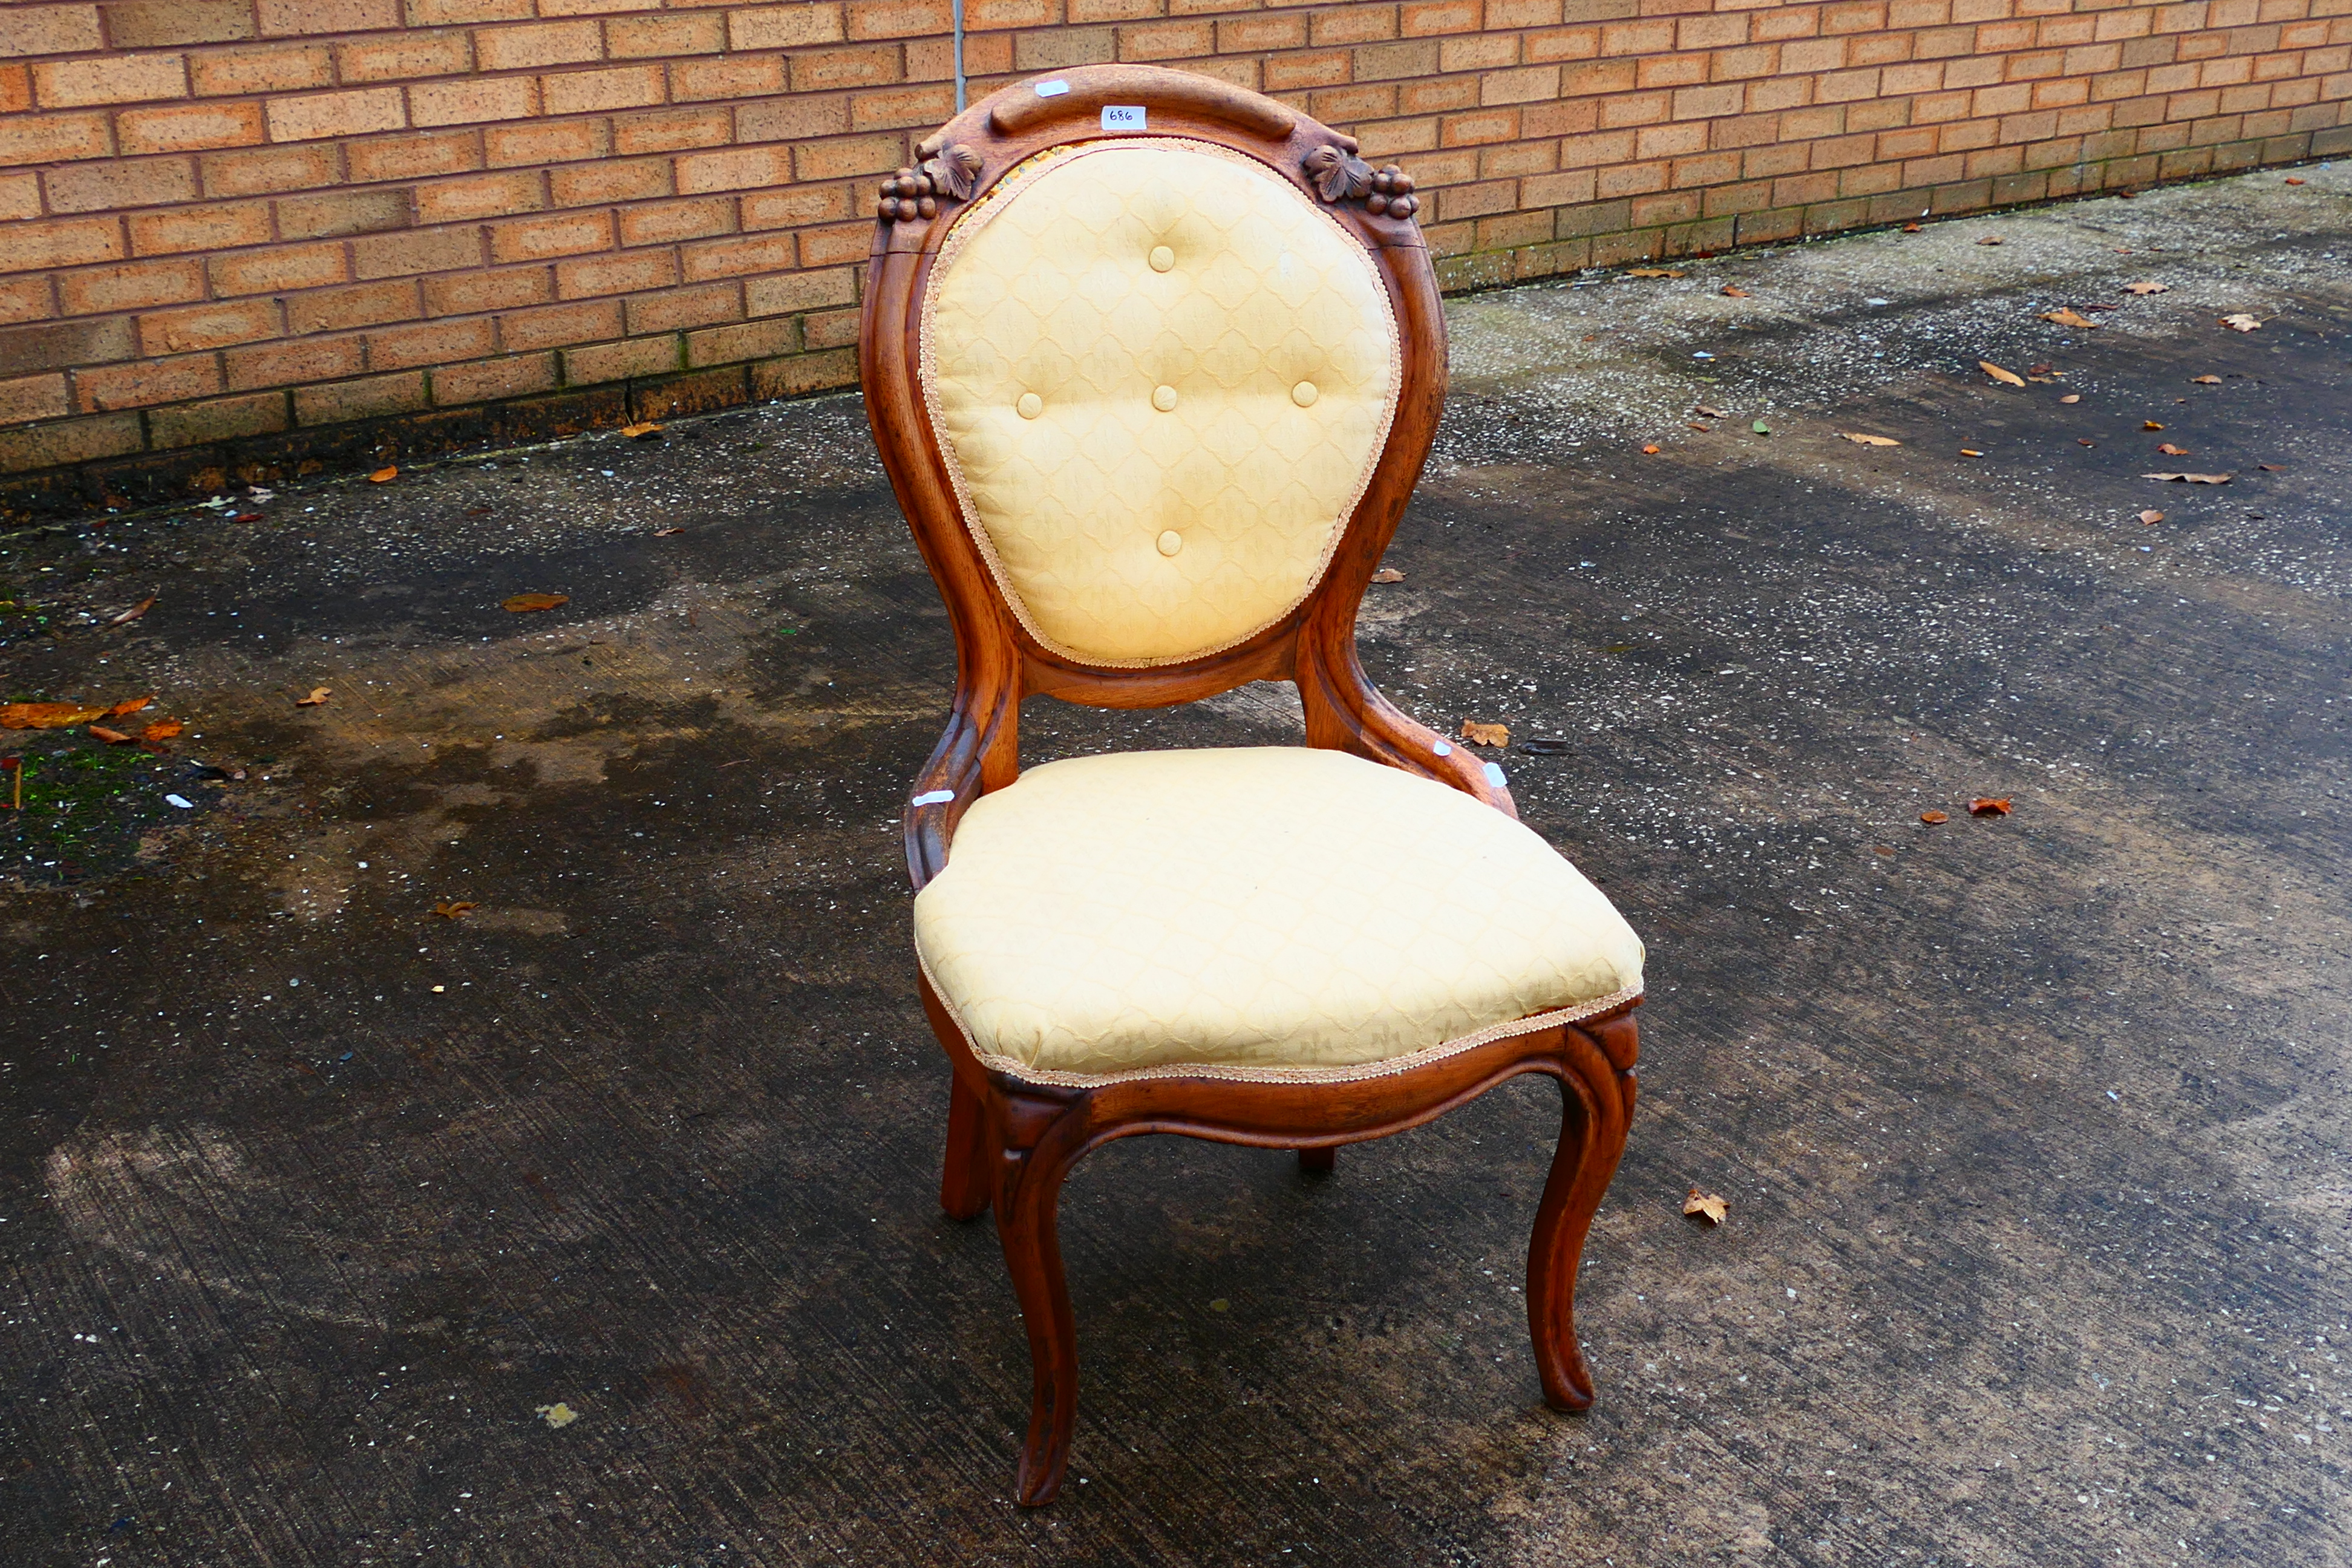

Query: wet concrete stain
<box><xmin>2</xmin><ymin>167</ymin><xmax>2348</xmax><ymax>1565</ymax></box>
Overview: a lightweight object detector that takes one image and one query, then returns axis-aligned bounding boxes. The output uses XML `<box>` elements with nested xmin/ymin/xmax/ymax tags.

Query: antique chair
<box><xmin>858</xmin><ymin>64</ymin><xmax>1646</xmax><ymax>1505</ymax></box>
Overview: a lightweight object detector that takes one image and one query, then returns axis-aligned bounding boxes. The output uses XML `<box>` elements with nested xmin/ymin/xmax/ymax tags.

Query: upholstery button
<box><xmin>1148</xmin><ymin>245</ymin><xmax>1174</xmax><ymax>272</ymax></box>
<box><xmin>1151</xmin><ymin>384</ymin><xmax>1178</xmax><ymax>412</ymax></box>
<box><xmin>1157</xmin><ymin>530</ymin><xmax>1183</xmax><ymax>557</ymax></box>
<box><xmin>1292</xmin><ymin>380</ymin><xmax>1319</xmax><ymax>407</ymax></box>
<box><xmin>1016</xmin><ymin>392</ymin><xmax>1042</xmax><ymax>419</ymax></box>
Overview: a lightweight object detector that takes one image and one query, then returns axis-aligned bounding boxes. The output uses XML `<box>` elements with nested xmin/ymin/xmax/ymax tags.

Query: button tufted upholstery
<box><xmin>913</xmin><ymin>747</ymin><xmax>1645</xmax><ymax>1082</ymax></box>
<box><xmin>920</xmin><ymin>140</ymin><xmax>1402</xmax><ymax>668</ymax></box>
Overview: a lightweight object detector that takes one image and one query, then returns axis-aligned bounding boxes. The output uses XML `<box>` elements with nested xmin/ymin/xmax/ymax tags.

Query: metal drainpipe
<box><xmin>952</xmin><ymin>0</ymin><xmax>966</xmax><ymax>111</ymax></box>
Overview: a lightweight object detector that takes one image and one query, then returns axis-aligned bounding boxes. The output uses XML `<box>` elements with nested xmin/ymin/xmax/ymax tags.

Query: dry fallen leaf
<box><xmin>536</xmin><ymin>1403</ymin><xmax>578</xmax><ymax>1429</ymax></box>
<box><xmin>2138</xmin><ymin>510</ymin><xmax>2164</xmax><ymax>525</ymax></box>
<box><xmin>1720</xmin><ymin>284</ymin><xmax>1751</xmax><ymax>297</ymax></box>
<box><xmin>2040</xmin><ymin>309</ymin><xmax>2098</xmax><ymax>329</ymax></box>
<box><xmin>1370</xmin><ymin>567</ymin><xmax>1405</xmax><ymax>583</ymax></box>
<box><xmin>1979</xmin><ymin>361</ymin><xmax>2026</xmax><ymax>387</ymax></box>
<box><xmin>107</xmin><ymin>694</ymin><xmax>155</xmax><ymax>717</ymax></box>
<box><xmin>295</xmin><ymin>687</ymin><xmax>332</xmax><ymax>706</ymax></box>
<box><xmin>1976</xmin><ymin>235</ymin><xmax>2004</xmax><ymax>246</ymax></box>
<box><xmin>1459</xmin><ymin>720</ymin><xmax>1511</xmax><ymax>747</ymax></box>
<box><xmin>1959</xmin><ymin>448</ymin><xmax>1984</xmax><ymax>458</ymax></box>
<box><xmin>140</xmin><ymin>718</ymin><xmax>184</xmax><ymax>745</ymax></box>
<box><xmin>2285</xmin><ymin>176</ymin><xmax>2306</xmax><ymax>185</ymax></box>
<box><xmin>1687</xmin><ymin>422</ymin><xmax>1712</xmax><ymax>432</ymax></box>
<box><xmin>369</xmin><ymin>465</ymin><xmax>397</xmax><ymax>483</ymax></box>
<box><xmin>1919</xmin><ymin>809</ymin><xmax>1950</xmax><ymax>824</ymax></box>
<box><xmin>1625</xmin><ymin>267</ymin><xmax>1685</xmax><ymax>278</ymax></box>
<box><xmin>1969</xmin><ymin>797</ymin><xmax>2013</xmax><ymax>817</ymax></box>
<box><xmin>433</xmin><ymin>900</ymin><xmax>478</xmax><ymax>919</ymax></box>
<box><xmin>2190</xmin><ymin>374</ymin><xmax>2222</xmax><ymax>384</ymax></box>
<box><xmin>1641</xmin><ymin>443</ymin><xmax>1661</xmax><ymax>454</ymax></box>
<box><xmin>2157</xmin><ymin>443</ymin><xmax>2189</xmax><ymax>456</ymax></box>
<box><xmin>2143</xmin><ymin>472</ymin><xmax>2232</xmax><ymax>484</ymax></box>
<box><xmin>1694</xmin><ymin>405</ymin><xmax>1728</xmax><ymax>419</ymax></box>
<box><xmin>1684</xmin><ymin>1189</ymin><xmax>1728</xmax><ymax>1226</ymax></box>
<box><xmin>1901</xmin><ymin>221</ymin><xmax>1922</xmax><ymax>233</ymax></box>
<box><xmin>108</xmin><ymin>597</ymin><xmax>157</xmax><ymax>626</ymax></box>
<box><xmin>2077</xmin><ymin>439</ymin><xmax>2096</xmax><ymax>447</ymax></box>
<box><xmin>652</xmin><ymin>526</ymin><xmax>684</xmax><ymax>537</ymax></box>
<box><xmin>2059</xmin><ymin>394</ymin><xmax>2080</xmax><ymax>403</ymax></box>
<box><xmin>2258</xmin><ymin>463</ymin><xmax>2285</xmax><ymax>472</ymax></box>
<box><xmin>2218</xmin><ymin>313</ymin><xmax>2261</xmax><ymax>332</ymax></box>
<box><xmin>619</xmin><ymin>421</ymin><xmax>663</xmax><ymax>440</ymax></box>
<box><xmin>2122</xmin><ymin>281</ymin><xmax>2168</xmax><ymax>295</ymax></box>
<box><xmin>1840</xmin><ymin>433</ymin><xmax>1902</xmax><ymax>446</ymax></box>
<box><xmin>2143</xmin><ymin>420</ymin><xmax>2164</xmax><ymax>430</ymax></box>
<box><xmin>501</xmin><ymin>592</ymin><xmax>570</xmax><ymax>613</ymax></box>
<box><xmin>87</xmin><ymin>725</ymin><xmax>135</xmax><ymax>745</ymax></box>
<box><xmin>1</xmin><ymin>702</ymin><xmax>107</xmax><ymax>730</ymax></box>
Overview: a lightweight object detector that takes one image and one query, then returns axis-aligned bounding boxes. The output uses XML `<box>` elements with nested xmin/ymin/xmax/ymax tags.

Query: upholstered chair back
<box><xmin>919</xmin><ymin>140</ymin><xmax>1403</xmax><ymax>668</ymax></box>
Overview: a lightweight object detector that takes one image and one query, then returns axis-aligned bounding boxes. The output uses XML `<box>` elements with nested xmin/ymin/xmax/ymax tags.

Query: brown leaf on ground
<box><xmin>1959</xmin><ymin>448</ymin><xmax>1984</xmax><ymax>457</ymax></box>
<box><xmin>1902</xmin><ymin>221</ymin><xmax>1922</xmax><ymax>232</ymax></box>
<box><xmin>1979</xmin><ymin>361</ymin><xmax>2026</xmax><ymax>387</ymax></box>
<box><xmin>1459</xmin><ymin>720</ymin><xmax>1511</xmax><ymax>747</ymax></box>
<box><xmin>1687</xmin><ymin>422</ymin><xmax>1712</xmax><ymax>432</ymax></box>
<box><xmin>2143</xmin><ymin>472</ymin><xmax>2232</xmax><ymax>483</ymax></box>
<box><xmin>295</xmin><ymin>687</ymin><xmax>331</xmax><ymax>706</ymax></box>
<box><xmin>2191</xmin><ymin>374</ymin><xmax>2223</xmax><ymax>384</ymax></box>
<box><xmin>2078</xmin><ymin>439</ymin><xmax>2096</xmax><ymax>446</ymax></box>
<box><xmin>1976</xmin><ymin>235</ymin><xmax>2004</xmax><ymax>245</ymax></box>
<box><xmin>2028</xmin><ymin>364</ymin><xmax>2057</xmax><ymax>377</ymax></box>
<box><xmin>2218</xmin><ymin>313</ymin><xmax>2262</xmax><ymax>332</ymax></box>
<box><xmin>501</xmin><ymin>592</ymin><xmax>569</xmax><ymax>613</ymax></box>
<box><xmin>2285</xmin><ymin>177</ymin><xmax>2307</xmax><ymax>185</ymax></box>
<box><xmin>1873</xmin><ymin>845</ymin><xmax>1895</xmax><ymax>856</ymax></box>
<box><xmin>2157</xmin><ymin>443</ymin><xmax>2189</xmax><ymax>456</ymax></box>
<box><xmin>87</xmin><ymin>725</ymin><xmax>135</xmax><ymax>745</ymax></box>
<box><xmin>369</xmin><ymin>466</ymin><xmax>397</xmax><ymax>483</ymax></box>
<box><xmin>1720</xmin><ymin>284</ymin><xmax>1751</xmax><ymax>297</ymax></box>
<box><xmin>653</xmin><ymin>526</ymin><xmax>684</xmax><ymax>537</ymax></box>
<box><xmin>1625</xmin><ymin>267</ymin><xmax>1685</xmax><ymax>278</ymax></box>
<box><xmin>1684</xmin><ymin>1189</ymin><xmax>1728</xmax><ymax>1225</ymax></box>
<box><xmin>1694</xmin><ymin>404</ymin><xmax>1728</xmax><ymax>418</ymax></box>
<box><xmin>2139</xmin><ymin>510</ymin><xmax>2165</xmax><ymax>525</ymax></box>
<box><xmin>433</xmin><ymin>901</ymin><xmax>478</xmax><ymax>919</ymax></box>
<box><xmin>107</xmin><ymin>694</ymin><xmax>155</xmax><ymax>717</ymax></box>
<box><xmin>2143</xmin><ymin>420</ymin><xmax>2165</xmax><ymax>430</ymax></box>
<box><xmin>2060</xmin><ymin>394</ymin><xmax>2081</xmax><ymax>403</ymax></box>
<box><xmin>619</xmin><ymin>422</ymin><xmax>663</xmax><ymax>440</ymax></box>
<box><xmin>108</xmin><ymin>597</ymin><xmax>156</xmax><ymax>626</ymax></box>
<box><xmin>1840</xmin><ymin>433</ymin><xmax>1902</xmax><ymax>446</ymax></box>
<box><xmin>1641</xmin><ymin>443</ymin><xmax>1661</xmax><ymax>454</ymax></box>
<box><xmin>1370</xmin><ymin>567</ymin><xmax>1405</xmax><ymax>583</ymax></box>
<box><xmin>2122</xmin><ymin>281</ymin><xmax>2168</xmax><ymax>295</ymax></box>
<box><xmin>1970</xmin><ymin>797</ymin><xmax>2013</xmax><ymax>817</ymax></box>
<box><xmin>140</xmin><ymin>718</ymin><xmax>184</xmax><ymax>745</ymax></box>
<box><xmin>2040</xmin><ymin>309</ymin><xmax>2098</xmax><ymax>328</ymax></box>
<box><xmin>1919</xmin><ymin>809</ymin><xmax>1950</xmax><ymax>824</ymax></box>
<box><xmin>2258</xmin><ymin>463</ymin><xmax>2285</xmax><ymax>471</ymax></box>
<box><xmin>1</xmin><ymin>702</ymin><xmax>106</xmax><ymax>730</ymax></box>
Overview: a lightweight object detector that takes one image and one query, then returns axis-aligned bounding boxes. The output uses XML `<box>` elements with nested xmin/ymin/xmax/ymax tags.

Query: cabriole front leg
<box><xmin>991</xmin><ymin>1093</ymin><xmax>1088</xmax><ymax>1506</ymax></box>
<box><xmin>1525</xmin><ymin>1027</ymin><xmax>1635</xmax><ymax>1411</ymax></box>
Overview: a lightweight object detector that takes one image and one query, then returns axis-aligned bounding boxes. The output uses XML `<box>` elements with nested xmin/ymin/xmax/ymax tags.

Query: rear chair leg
<box><xmin>1296</xmin><ymin>1146</ymin><xmax>1336</xmax><ymax>1174</ymax></box>
<box><xmin>940</xmin><ymin>1074</ymin><xmax>991</xmax><ymax>1220</ymax></box>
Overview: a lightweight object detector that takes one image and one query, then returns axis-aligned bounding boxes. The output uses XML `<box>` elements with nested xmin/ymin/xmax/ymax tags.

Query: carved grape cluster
<box><xmin>877</xmin><ymin>143</ymin><xmax>982</xmax><ymax>226</ymax></box>
<box><xmin>1302</xmin><ymin>145</ymin><xmax>1418</xmax><ymax>220</ymax></box>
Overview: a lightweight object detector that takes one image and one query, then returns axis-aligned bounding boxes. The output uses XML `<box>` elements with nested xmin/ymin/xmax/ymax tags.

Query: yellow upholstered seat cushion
<box><xmin>912</xmin><ymin>748</ymin><xmax>1645</xmax><ymax>1082</ymax></box>
<box><xmin>921</xmin><ymin>140</ymin><xmax>1400</xmax><ymax>667</ymax></box>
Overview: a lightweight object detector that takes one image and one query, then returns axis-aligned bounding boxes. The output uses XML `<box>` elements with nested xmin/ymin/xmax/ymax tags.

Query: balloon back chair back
<box><xmin>859</xmin><ymin>64</ymin><xmax>1647</xmax><ymax>1506</ymax></box>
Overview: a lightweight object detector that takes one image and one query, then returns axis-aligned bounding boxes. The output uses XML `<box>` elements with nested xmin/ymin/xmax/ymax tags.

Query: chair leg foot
<box><xmin>1526</xmin><ymin>1051</ymin><xmax>1631</xmax><ymax>1412</ymax></box>
<box><xmin>996</xmin><ymin>1122</ymin><xmax>1082</xmax><ymax>1506</ymax></box>
<box><xmin>941</xmin><ymin>1074</ymin><xmax>991</xmax><ymax>1220</ymax></box>
<box><xmin>1297</xmin><ymin>1146</ymin><xmax>1335</xmax><ymax>1175</ymax></box>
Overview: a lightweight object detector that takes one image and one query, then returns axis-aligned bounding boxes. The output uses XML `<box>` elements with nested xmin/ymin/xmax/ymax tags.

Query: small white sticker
<box><xmin>911</xmin><ymin>789</ymin><xmax>956</xmax><ymax>807</ymax></box>
<box><xmin>1431</xmin><ymin>740</ymin><xmax>1452</xmax><ymax>757</ymax></box>
<box><xmin>1483</xmin><ymin>762</ymin><xmax>1508</xmax><ymax>789</ymax></box>
<box><xmin>1034</xmin><ymin>79</ymin><xmax>1069</xmax><ymax>97</ymax></box>
<box><xmin>1100</xmin><ymin>105</ymin><xmax>1146</xmax><ymax>130</ymax></box>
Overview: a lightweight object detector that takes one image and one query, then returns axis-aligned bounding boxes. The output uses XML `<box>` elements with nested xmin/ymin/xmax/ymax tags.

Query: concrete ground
<box><xmin>3</xmin><ymin>163</ymin><xmax>2348</xmax><ymax>1567</ymax></box>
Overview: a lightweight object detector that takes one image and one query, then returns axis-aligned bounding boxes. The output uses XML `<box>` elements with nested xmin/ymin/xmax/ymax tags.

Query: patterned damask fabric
<box><xmin>913</xmin><ymin>748</ymin><xmax>1646</xmax><ymax>1079</ymax></box>
<box><xmin>921</xmin><ymin>140</ymin><xmax>1401</xmax><ymax>667</ymax></box>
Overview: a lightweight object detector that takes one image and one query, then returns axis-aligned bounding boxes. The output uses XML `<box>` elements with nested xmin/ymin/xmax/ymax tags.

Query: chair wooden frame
<box><xmin>859</xmin><ymin>64</ymin><xmax>1641</xmax><ymax>1506</ymax></box>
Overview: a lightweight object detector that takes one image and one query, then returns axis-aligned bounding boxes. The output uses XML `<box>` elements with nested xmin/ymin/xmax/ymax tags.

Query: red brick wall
<box><xmin>2</xmin><ymin>0</ymin><xmax>2347</xmax><ymax>511</ymax></box>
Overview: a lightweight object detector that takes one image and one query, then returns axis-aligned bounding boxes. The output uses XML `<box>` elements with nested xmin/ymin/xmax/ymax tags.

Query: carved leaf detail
<box><xmin>924</xmin><ymin>143</ymin><xmax>982</xmax><ymax>202</ymax></box>
<box><xmin>1303</xmin><ymin>144</ymin><xmax>1374</xmax><ymax>203</ymax></box>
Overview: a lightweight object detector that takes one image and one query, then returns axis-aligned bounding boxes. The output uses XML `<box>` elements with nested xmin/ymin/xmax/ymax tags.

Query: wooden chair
<box><xmin>858</xmin><ymin>64</ymin><xmax>1646</xmax><ymax>1506</ymax></box>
